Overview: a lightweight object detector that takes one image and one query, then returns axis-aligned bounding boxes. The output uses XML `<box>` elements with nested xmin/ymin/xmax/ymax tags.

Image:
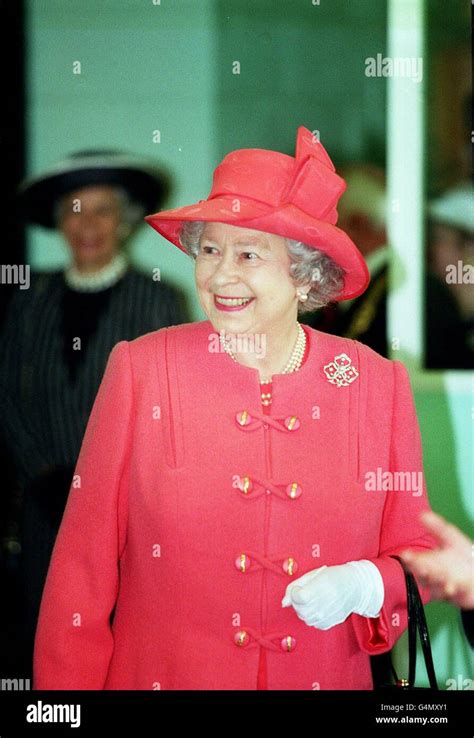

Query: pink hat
<box><xmin>145</xmin><ymin>126</ymin><xmax>369</xmax><ymax>300</ymax></box>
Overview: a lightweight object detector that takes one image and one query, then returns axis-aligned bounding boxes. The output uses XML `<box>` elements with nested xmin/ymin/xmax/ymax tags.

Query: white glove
<box><xmin>281</xmin><ymin>560</ymin><xmax>384</xmax><ymax>630</ymax></box>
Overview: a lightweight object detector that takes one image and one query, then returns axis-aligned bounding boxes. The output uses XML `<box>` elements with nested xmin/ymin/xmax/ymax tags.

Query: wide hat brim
<box><xmin>145</xmin><ymin>196</ymin><xmax>370</xmax><ymax>301</ymax></box>
<box><xmin>18</xmin><ymin>152</ymin><xmax>170</xmax><ymax>229</ymax></box>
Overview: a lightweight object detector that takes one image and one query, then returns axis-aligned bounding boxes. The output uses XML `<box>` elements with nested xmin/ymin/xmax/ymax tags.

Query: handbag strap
<box><xmin>406</xmin><ymin>561</ymin><xmax>419</xmax><ymax>686</ymax></box>
<box><xmin>390</xmin><ymin>555</ymin><xmax>438</xmax><ymax>689</ymax></box>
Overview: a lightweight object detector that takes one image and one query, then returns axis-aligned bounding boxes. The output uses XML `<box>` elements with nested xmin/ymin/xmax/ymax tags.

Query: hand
<box><xmin>281</xmin><ymin>560</ymin><xmax>384</xmax><ymax>630</ymax></box>
<box><xmin>400</xmin><ymin>511</ymin><xmax>474</xmax><ymax>610</ymax></box>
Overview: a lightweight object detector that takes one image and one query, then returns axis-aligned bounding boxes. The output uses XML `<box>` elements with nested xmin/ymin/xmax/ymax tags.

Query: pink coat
<box><xmin>33</xmin><ymin>320</ymin><xmax>436</xmax><ymax>690</ymax></box>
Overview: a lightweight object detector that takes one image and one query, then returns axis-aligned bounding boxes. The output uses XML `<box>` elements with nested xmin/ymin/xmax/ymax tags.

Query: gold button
<box><xmin>236</xmin><ymin>410</ymin><xmax>251</xmax><ymax>426</ymax></box>
<box><xmin>280</xmin><ymin>635</ymin><xmax>296</xmax><ymax>652</ymax></box>
<box><xmin>284</xmin><ymin>415</ymin><xmax>300</xmax><ymax>431</ymax></box>
<box><xmin>286</xmin><ymin>482</ymin><xmax>302</xmax><ymax>499</ymax></box>
<box><xmin>235</xmin><ymin>553</ymin><xmax>250</xmax><ymax>573</ymax></box>
<box><xmin>234</xmin><ymin>630</ymin><xmax>249</xmax><ymax>647</ymax></box>
<box><xmin>239</xmin><ymin>476</ymin><xmax>252</xmax><ymax>495</ymax></box>
<box><xmin>283</xmin><ymin>557</ymin><xmax>298</xmax><ymax>576</ymax></box>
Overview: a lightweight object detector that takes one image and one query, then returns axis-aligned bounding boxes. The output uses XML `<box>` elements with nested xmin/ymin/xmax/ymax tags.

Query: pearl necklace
<box><xmin>64</xmin><ymin>253</ymin><xmax>128</xmax><ymax>293</ymax></box>
<box><xmin>220</xmin><ymin>323</ymin><xmax>307</xmax><ymax>404</ymax></box>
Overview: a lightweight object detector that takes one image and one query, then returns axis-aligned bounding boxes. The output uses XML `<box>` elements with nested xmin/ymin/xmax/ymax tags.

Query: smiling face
<box><xmin>57</xmin><ymin>185</ymin><xmax>124</xmax><ymax>272</ymax></box>
<box><xmin>194</xmin><ymin>222</ymin><xmax>300</xmax><ymax>338</ymax></box>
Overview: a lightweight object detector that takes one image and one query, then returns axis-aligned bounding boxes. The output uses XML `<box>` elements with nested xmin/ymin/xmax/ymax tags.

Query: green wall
<box><xmin>214</xmin><ymin>0</ymin><xmax>387</xmax><ymax>163</ymax></box>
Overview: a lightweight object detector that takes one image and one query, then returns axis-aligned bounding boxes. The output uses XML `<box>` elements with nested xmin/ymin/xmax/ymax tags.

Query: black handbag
<box><xmin>376</xmin><ymin>554</ymin><xmax>438</xmax><ymax>690</ymax></box>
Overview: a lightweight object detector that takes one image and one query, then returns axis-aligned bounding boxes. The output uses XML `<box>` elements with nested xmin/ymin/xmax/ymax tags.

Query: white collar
<box><xmin>64</xmin><ymin>253</ymin><xmax>128</xmax><ymax>292</ymax></box>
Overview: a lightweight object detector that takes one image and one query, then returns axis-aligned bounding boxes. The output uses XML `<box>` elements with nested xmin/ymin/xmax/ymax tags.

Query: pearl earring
<box><xmin>297</xmin><ymin>292</ymin><xmax>308</xmax><ymax>302</ymax></box>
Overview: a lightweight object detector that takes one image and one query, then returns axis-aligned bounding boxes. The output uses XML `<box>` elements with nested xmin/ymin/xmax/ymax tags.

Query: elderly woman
<box><xmin>33</xmin><ymin>127</ymin><xmax>436</xmax><ymax>690</ymax></box>
<box><xmin>0</xmin><ymin>150</ymin><xmax>187</xmax><ymax>677</ymax></box>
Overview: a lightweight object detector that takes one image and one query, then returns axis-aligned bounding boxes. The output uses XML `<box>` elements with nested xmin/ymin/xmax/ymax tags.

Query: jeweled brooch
<box><xmin>323</xmin><ymin>353</ymin><xmax>359</xmax><ymax>387</ymax></box>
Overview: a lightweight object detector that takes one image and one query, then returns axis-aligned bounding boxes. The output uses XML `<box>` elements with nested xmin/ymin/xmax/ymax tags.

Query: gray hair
<box><xmin>53</xmin><ymin>185</ymin><xmax>145</xmax><ymax>230</ymax></box>
<box><xmin>179</xmin><ymin>221</ymin><xmax>345</xmax><ymax>314</ymax></box>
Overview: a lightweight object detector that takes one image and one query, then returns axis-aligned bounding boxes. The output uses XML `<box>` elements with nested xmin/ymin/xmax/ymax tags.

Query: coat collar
<box><xmin>151</xmin><ymin>319</ymin><xmax>372</xmax><ymax>482</ymax></box>
<box><xmin>170</xmin><ymin>319</ymin><xmax>361</xmax><ymax>394</ymax></box>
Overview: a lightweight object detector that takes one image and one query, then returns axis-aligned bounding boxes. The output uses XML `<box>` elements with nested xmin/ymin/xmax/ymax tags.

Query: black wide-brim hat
<box><xmin>18</xmin><ymin>150</ymin><xmax>171</xmax><ymax>229</ymax></box>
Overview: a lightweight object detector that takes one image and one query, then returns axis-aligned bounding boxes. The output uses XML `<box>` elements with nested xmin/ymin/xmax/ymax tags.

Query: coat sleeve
<box><xmin>350</xmin><ymin>359</ymin><xmax>437</xmax><ymax>654</ymax></box>
<box><xmin>33</xmin><ymin>340</ymin><xmax>134</xmax><ymax>689</ymax></box>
